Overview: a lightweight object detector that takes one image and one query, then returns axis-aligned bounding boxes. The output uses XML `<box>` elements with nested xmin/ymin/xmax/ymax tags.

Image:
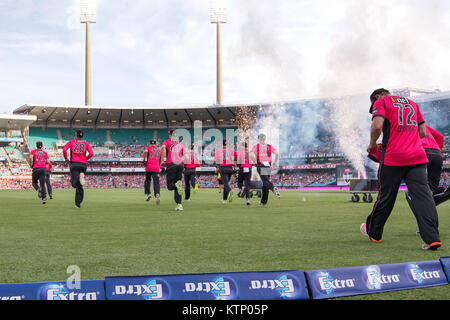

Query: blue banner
<box><xmin>1</xmin><ymin>260</ymin><xmax>448</xmax><ymax>300</ymax></box>
<box><xmin>0</xmin><ymin>280</ymin><xmax>105</xmax><ymax>300</ymax></box>
<box><xmin>440</xmin><ymin>256</ymin><xmax>450</xmax><ymax>282</ymax></box>
<box><xmin>105</xmin><ymin>270</ymin><xmax>309</xmax><ymax>300</ymax></box>
<box><xmin>306</xmin><ymin>260</ymin><xmax>447</xmax><ymax>299</ymax></box>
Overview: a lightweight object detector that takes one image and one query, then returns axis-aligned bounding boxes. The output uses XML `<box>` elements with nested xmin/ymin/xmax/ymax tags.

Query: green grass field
<box><xmin>0</xmin><ymin>188</ymin><xmax>449</xmax><ymax>300</ymax></box>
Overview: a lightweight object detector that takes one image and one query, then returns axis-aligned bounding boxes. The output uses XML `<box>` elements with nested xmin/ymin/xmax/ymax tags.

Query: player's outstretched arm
<box><xmin>368</xmin><ymin>116</ymin><xmax>384</xmax><ymax>152</ymax></box>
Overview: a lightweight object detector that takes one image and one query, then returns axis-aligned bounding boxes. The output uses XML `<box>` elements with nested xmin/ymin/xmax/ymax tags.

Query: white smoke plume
<box><xmin>232</xmin><ymin>0</ymin><xmax>450</xmax><ymax>175</ymax></box>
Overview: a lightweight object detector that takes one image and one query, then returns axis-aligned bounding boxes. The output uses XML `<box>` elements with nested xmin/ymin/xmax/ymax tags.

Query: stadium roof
<box><xmin>0</xmin><ymin>113</ymin><xmax>37</xmax><ymax>131</ymax></box>
<box><xmin>11</xmin><ymin>88</ymin><xmax>449</xmax><ymax>130</ymax></box>
<box><xmin>12</xmin><ymin>104</ymin><xmax>246</xmax><ymax>129</ymax></box>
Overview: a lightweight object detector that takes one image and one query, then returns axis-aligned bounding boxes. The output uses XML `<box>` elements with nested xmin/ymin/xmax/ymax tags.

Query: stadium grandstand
<box><xmin>1</xmin><ymin>88</ymin><xmax>449</xmax><ymax>191</ymax></box>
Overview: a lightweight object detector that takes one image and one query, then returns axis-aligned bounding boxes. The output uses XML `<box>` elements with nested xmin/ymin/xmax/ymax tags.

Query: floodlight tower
<box><xmin>80</xmin><ymin>0</ymin><xmax>96</xmax><ymax>106</ymax></box>
<box><xmin>210</xmin><ymin>0</ymin><xmax>227</xmax><ymax>106</ymax></box>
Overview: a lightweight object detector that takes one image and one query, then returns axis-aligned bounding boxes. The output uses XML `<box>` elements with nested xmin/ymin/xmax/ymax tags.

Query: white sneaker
<box><xmin>155</xmin><ymin>194</ymin><xmax>160</xmax><ymax>205</ymax></box>
<box><xmin>422</xmin><ymin>242</ymin><xmax>442</xmax><ymax>250</ymax></box>
<box><xmin>360</xmin><ymin>223</ymin><xmax>368</xmax><ymax>237</ymax></box>
<box><xmin>79</xmin><ymin>172</ymin><xmax>85</xmax><ymax>186</ymax></box>
<box><xmin>246</xmin><ymin>199</ymin><xmax>251</xmax><ymax>206</ymax></box>
<box><xmin>175</xmin><ymin>204</ymin><xmax>183</xmax><ymax>211</ymax></box>
<box><xmin>273</xmin><ymin>187</ymin><xmax>281</xmax><ymax>199</ymax></box>
<box><xmin>146</xmin><ymin>194</ymin><xmax>151</xmax><ymax>202</ymax></box>
<box><xmin>360</xmin><ymin>223</ymin><xmax>382</xmax><ymax>243</ymax></box>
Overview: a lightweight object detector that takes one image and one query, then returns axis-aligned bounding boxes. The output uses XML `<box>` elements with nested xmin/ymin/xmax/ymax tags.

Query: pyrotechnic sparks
<box><xmin>236</xmin><ymin>105</ymin><xmax>258</xmax><ymax>132</ymax></box>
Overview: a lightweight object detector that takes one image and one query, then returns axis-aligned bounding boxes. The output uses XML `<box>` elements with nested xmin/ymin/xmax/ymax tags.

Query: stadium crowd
<box><xmin>0</xmin><ymin>125</ymin><xmax>448</xmax><ymax>191</ymax></box>
<box><xmin>1</xmin><ymin>170</ymin><xmax>448</xmax><ymax>191</ymax></box>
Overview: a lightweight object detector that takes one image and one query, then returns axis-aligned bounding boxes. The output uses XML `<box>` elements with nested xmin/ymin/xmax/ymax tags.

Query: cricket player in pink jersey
<box><xmin>63</xmin><ymin>129</ymin><xmax>94</xmax><ymax>209</ymax></box>
<box><xmin>183</xmin><ymin>143</ymin><xmax>200</xmax><ymax>201</ymax></box>
<box><xmin>361</xmin><ymin>88</ymin><xmax>441</xmax><ymax>250</ymax></box>
<box><xmin>250</xmin><ymin>133</ymin><xmax>280</xmax><ymax>206</ymax></box>
<box><xmin>236</xmin><ymin>141</ymin><xmax>253</xmax><ymax>205</ymax></box>
<box><xmin>29</xmin><ymin>141</ymin><xmax>50</xmax><ymax>204</ymax></box>
<box><xmin>161</xmin><ymin>129</ymin><xmax>185</xmax><ymax>211</ymax></box>
<box><xmin>214</xmin><ymin>140</ymin><xmax>237</xmax><ymax>203</ymax></box>
<box><xmin>142</xmin><ymin>139</ymin><xmax>161</xmax><ymax>205</ymax></box>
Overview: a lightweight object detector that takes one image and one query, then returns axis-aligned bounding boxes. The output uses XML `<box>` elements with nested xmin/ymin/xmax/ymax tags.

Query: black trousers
<box><xmin>239</xmin><ymin>167</ymin><xmax>252</xmax><ymax>199</ymax></box>
<box><xmin>144</xmin><ymin>171</ymin><xmax>160</xmax><ymax>196</ymax></box>
<box><xmin>219</xmin><ymin>166</ymin><xmax>233</xmax><ymax>201</ymax></box>
<box><xmin>425</xmin><ymin>148</ymin><xmax>443</xmax><ymax>194</ymax></box>
<box><xmin>166</xmin><ymin>163</ymin><xmax>183</xmax><ymax>204</ymax></box>
<box><xmin>32</xmin><ymin>168</ymin><xmax>46</xmax><ymax>199</ymax></box>
<box><xmin>257</xmin><ymin>165</ymin><xmax>274</xmax><ymax>204</ymax></box>
<box><xmin>70</xmin><ymin>163</ymin><xmax>87</xmax><ymax>207</ymax></box>
<box><xmin>45</xmin><ymin>172</ymin><xmax>52</xmax><ymax>196</ymax></box>
<box><xmin>184</xmin><ymin>168</ymin><xmax>196</xmax><ymax>200</ymax></box>
<box><xmin>237</xmin><ymin>167</ymin><xmax>244</xmax><ymax>190</ymax></box>
<box><xmin>366</xmin><ymin>163</ymin><xmax>440</xmax><ymax>245</ymax></box>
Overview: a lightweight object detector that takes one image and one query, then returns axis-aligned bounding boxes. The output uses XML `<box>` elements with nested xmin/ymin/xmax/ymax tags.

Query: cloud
<box><xmin>1</xmin><ymin>0</ymin><xmax>450</xmax><ymax>113</ymax></box>
<box><xmin>318</xmin><ymin>0</ymin><xmax>450</xmax><ymax>96</ymax></box>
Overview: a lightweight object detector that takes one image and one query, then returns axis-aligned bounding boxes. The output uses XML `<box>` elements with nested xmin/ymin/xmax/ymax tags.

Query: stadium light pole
<box><xmin>210</xmin><ymin>0</ymin><xmax>227</xmax><ymax>106</ymax></box>
<box><xmin>80</xmin><ymin>0</ymin><xmax>96</xmax><ymax>106</ymax></box>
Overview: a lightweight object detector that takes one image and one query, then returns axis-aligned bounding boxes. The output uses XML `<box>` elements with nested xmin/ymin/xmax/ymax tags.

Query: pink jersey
<box><xmin>214</xmin><ymin>147</ymin><xmax>237</xmax><ymax>166</ymax></box>
<box><xmin>251</xmin><ymin>143</ymin><xmax>274</xmax><ymax>165</ymax></box>
<box><xmin>371</xmin><ymin>96</ymin><xmax>428</xmax><ymax>166</ymax></box>
<box><xmin>184</xmin><ymin>150</ymin><xmax>200</xmax><ymax>169</ymax></box>
<box><xmin>163</xmin><ymin>139</ymin><xmax>184</xmax><ymax>164</ymax></box>
<box><xmin>31</xmin><ymin>149</ymin><xmax>48</xmax><ymax>169</ymax></box>
<box><xmin>145</xmin><ymin>146</ymin><xmax>161</xmax><ymax>172</ymax></box>
<box><xmin>236</xmin><ymin>149</ymin><xmax>253</xmax><ymax>168</ymax></box>
<box><xmin>62</xmin><ymin>139</ymin><xmax>94</xmax><ymax>164</ymax></box>
<box><xmin>46</xmin><ymin>162</ymin><xmax>53</xmax><ymax>172</ymax></box>
<box><xmin>422</xmin><ymin>125</ymin><xmax>443</xmax><ymax>151</ymax></box>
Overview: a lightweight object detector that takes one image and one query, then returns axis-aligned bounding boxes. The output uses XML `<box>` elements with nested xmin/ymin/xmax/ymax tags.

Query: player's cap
<box><xmin>36</xmin><ymin>141</ymin><xmax>43</xmax><ymax>148</ymax></box>
<box><xmin>168</xmin><ymin>129</ymin><xmax>175</xmax><ymax>135</ymax></box>
<box><xmin>76</xmin><ymin>129</ymin><xmax>84</xmax><ymax>138</ymax></box>
<box><xmin>150</xmin><ymin>139</ymin><xmax>156</xmax><ymax>145</ymax></box>
<box><xmin>369</xmin><ymin>88</ymin><xmax>390</xmax><ymax>113</ymax></box>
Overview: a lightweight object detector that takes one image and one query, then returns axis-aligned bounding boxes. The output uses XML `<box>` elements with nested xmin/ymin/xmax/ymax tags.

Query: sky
<box><xmin>1</xmin><ymin>0</ymin><xmax>450</xmax><ymax>114</ymax></box>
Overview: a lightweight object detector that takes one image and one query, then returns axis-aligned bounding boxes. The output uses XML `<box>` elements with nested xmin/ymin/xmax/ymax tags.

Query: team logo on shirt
<box><xmin>395</xmin><ymin>97</ymin><xmax>409</xmax><ymax>104</ymax></box>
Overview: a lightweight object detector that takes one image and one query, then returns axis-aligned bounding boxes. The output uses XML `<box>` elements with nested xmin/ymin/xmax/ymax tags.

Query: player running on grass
<box><xmin>362</xmin><ymin>88</ymin><xmax>441</xmax><ymax>250</ymax></box>
<box><xmin>161</xmin><ymin>129</ymin><xmax>185</xmax><ymax>211</ymax></box>
<box><xmin>250</xmin><ymin>133</ymin><xmax>281</xmax><ymax>207</ymax></box>
<box><xmin>214</xmin><ymin>140</ymin><xmax>237</xmax><ymax>203</ymax></box>
<box><xmin>236</xmin><ymin>141</ymin><xmax>253</xmax><ymax>206</ymax></box>
<box><xmin>30</xmin><ymin>141</ymin><xmax>50</xmax><ymax>204</ymax></box>
<box><xmin>63</xmin><ymin>129</ymin><xmax>94</xmax><ymax>209</ymax></box>
<box><xmin>142</xmin><ymin>139</ymin><xmax>161</xmax><ymax>205</ymax></box>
